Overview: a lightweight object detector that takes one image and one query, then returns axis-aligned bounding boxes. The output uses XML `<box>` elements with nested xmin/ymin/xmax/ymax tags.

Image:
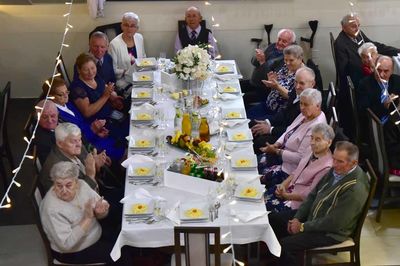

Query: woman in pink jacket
<box><xmin>264</xmin><ymin>123</ymin><xmax>334</xmax><ymax>212</ymax></box>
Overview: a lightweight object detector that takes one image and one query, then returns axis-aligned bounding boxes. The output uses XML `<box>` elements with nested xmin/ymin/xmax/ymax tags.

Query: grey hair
<box><xmin>186</xmin><ymin>6</ymin><xmax>201</xmax><ymax>16</ymax></box>
<box><xmin>122</xmin><ymin>12</ymin><xmax>140</xmax><ymax>24</ymax></box>
<box><xmin>300</xmin><ymin>88</ymin><xmax>322</xmax><ymax>106</ymax></box>
<box><xmin>341</xmin><ymin>13</ymin><xmax>360</xmax><ymax>26</ymax></box>
<box><xmin>295</xmin><ymin>66</ymin><xmax>315</xmax><ymax>81</ymax></box>
<box><xmin>90</xmin><ymin>31</ymin><xmax>109</xmax><ymax>44</ymax></box>
<box><xmin>357</xmin><ymin>42</ymin><xmax>377</xmax><ymax>56</ymax></box>
<box><xmin>283</xmin><ymin>44</ymin><xmax>303</xmax><ymax>59</ymax></box>
<box><xmin>50</xmin><ymin>161</ymin><xmax>79</xmax><ymax>182</ymax></box>
<box><xmin>335</xmin><ymin>141</ymin><xmax>359</xmax><ymax>161</ymax></box>
<box><xmin>277</xmin><ymin>29</ymin><xmax>296</xmax><ymax>44</ymax></box>
<box><xmin>376</xmin><ymin>55</ymin><xmax>393</xmax><ymax>65</ymax></box>
<box><xmin>312</xmin><ymin>123</ymin><xmax>335</xmax><ymax>141</ymax></box>
<box><xmin>36</xmin><ymin>99</ymin><xmax>57</xmax><ymax>113</ymax></box>
<box><xmin>55</xmin><ymin>122</ymin><xmax>81</xmax><ymax>142</ymax></box>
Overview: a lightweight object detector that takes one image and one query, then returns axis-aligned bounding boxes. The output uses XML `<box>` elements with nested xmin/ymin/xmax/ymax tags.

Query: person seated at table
<box><xmin>73</xmin><ymin>31</ymin><xmax>116</xmax><ymax>84</ymax></box>
<box><xmin>334</xmin><ymin>13</ymin><xmax>400</xmax><ymax>140</ymax></box>
<box><xmin>258</xmin><ymin>88</ymin><xmax>326</xmax><ymax>187</ymax></box>
<box><xmin>358</xmin><ymin>42</ymin><xmax>379</xmax><ymax>77</ymax></box>
<box><xmin>43</xmin><ymin>77</ymin><xmax>125</xmax><ymax>162</ymax></box>
<box><xmin>40</xmin><ymin>161</ymin><xmax>129</xmax><ymax>265</ymax></box>
<box><xmin>34</xmin><ymin>100</ymin><xmax>58</xmax><ymax>165</ymax></box>
<box><xmin>243</xmin><ymin>29</ymin><xmax>296</xmax><ymax>103</ymax></box>
<box><xmin>70</xmin><ymin>53</ymin><xmax>128</xmax><ymax>139</ymax></box>
<box><xmin>251</xmin><ymin>67</ymin><xmax>316</xmax><ymax>154</ymax></box>
<box><xmin>265</xmin><ymin>123</ymin><xmax>334</xmax><ymax>213</ymax></box>
<box><xmin>109</xmin><ymin>12</ymin><xmax>146</xmax><ymax>93</ymax></box>
<box><xmin>174</xmin><ymin>6</ymin><xmax>219</xmax><ymax>59</ymax></box>
<box><xmin>268</xmin><ymin>141</ymin><xmax>369</xmax><ymax>266</ymax></box>
<box><xmin>246</xmin><ymin>45</ymin><xmax>305</xmax><ymax>121</ymax></box>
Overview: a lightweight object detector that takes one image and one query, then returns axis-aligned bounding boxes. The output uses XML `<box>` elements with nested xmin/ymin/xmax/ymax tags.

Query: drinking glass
<box><xmin>158</xmin><ymin>52</ymin><xmax>166</xmax><ymax>70</ymax></box>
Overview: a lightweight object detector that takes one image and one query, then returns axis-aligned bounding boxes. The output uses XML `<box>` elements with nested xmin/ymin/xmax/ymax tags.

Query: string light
<box><xmin>221</xmin><ymin>232</ymin><xmax>231</xmax><ymax>239</ymax></box>
<box><xmin>223</xmin><ymin>245</ymin><xmax>232</xmax><ymax>253</ymax></box>
<box><xmin>235</xmin><ymin>259</ymin><xmax>245</xmax><ymax>266</ymax></box>
<box><xmin>204</xmin><ymin>1</ymin><xmax>211</xmax><ymax>6</ymax></box>
<box><xmin>0</xmin><ymin>0</ymin><xmax>74</xmax><ymax>211</ymax></box>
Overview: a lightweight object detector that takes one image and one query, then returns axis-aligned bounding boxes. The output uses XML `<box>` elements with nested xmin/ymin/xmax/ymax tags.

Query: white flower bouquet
<box><xmin>173</xmin><ymin>44</ymin><xmax>211</xmax><ymax>81</ymax></box>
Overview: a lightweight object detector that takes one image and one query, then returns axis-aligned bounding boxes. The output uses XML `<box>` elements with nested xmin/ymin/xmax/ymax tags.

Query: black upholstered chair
<box><xmin>367</xmin><ymin>108</ymin><xmax>400</xmax><ymax>222</ymax></box>
<box><xmin>90</xmin><ymin>22</ymin><xmax>122</xmax><ymax>42</ymax></box>
<box><xmin>304</xmin><ymin>159</ymin><xmax>377</xmax><ymax>266</ymax></box>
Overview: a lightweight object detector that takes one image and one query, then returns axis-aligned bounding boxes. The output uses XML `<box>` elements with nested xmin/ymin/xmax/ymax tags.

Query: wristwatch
<box><xmin>300</xmin><ymin>223</ymin><xmax>305</xmax><ymax>232</ymax></box>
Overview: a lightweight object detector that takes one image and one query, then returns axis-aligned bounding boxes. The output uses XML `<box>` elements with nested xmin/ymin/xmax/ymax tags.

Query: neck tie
<box><xmin>96</xmin><ymin>60</ymin><xmax>102</xmax><ymax>71</ymax></box>
<box><xmin>190</xmin><ymin>30</ymin><xmax>197</xmax><ymax>41</ymax></box>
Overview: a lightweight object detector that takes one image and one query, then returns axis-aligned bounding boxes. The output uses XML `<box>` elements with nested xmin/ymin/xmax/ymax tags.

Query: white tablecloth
<box><xmin>111</xmin><ymin>60</ymin><xmax>281</xmax><ymax>261</ymax></box>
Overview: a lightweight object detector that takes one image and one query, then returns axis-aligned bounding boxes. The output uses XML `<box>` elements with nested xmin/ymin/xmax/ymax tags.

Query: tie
<box><xmin>190</xmin><ymin>30</ymin><xmax>197</xmax><ymax>41</ymax></box>
<box><xmin>96</xmin><ymin>60</ymin><xmax>102</xmax><ymax>71</ymax></box>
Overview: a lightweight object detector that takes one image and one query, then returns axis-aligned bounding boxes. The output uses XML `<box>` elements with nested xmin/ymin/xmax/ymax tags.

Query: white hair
<box><xmin>122</xmin><ymin>12</ymin><xmax>140</xmax><ymax>24</ymax></box>
<box><xmin>312</xmin><ymin>123</ymin><xmax>335</xmax><ymax>141</ymax></box>
<box><xmin>300</xmin><ymin>88</ymin><xmax>322</xmax><ymax>106</ymax></box>
<box><xmin>55</xmin><ymin>122</ymin><xmax>81</xmax><ymax>142</ymax></box>
<box><xmin>50</xmin><ymin>161</ymin><xmax>79</xmax><ymax>182</ymax></box>
<box><xmin>341</xmin><ymin>13</ymin><xmax>360</xmax><ymax>26</ymax></box>
<box><xmin>277</xmin><ymin>29</ymin><xmax>296</xmax><ymax>43</ymax></box>
<box><xmin>295</xmin><ymin>66</ymin><xmax>315</xmax><ymax>81</ymax></box>
<box><xmin>283</xmin><ymin>44</ymin><xmax>303</xmax><ymax>59</ymax></box>
<box><xmin>357</xmin><ymin>42</ymin><xmax>377</xmax><ymax>56</ymax></box>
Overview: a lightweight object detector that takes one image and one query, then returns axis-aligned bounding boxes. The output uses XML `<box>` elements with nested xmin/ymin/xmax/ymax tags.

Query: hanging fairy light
<box><xmin>0</xmin><ymin>0</ymin><xmax>75</xmax><ymax>211</ymax></box>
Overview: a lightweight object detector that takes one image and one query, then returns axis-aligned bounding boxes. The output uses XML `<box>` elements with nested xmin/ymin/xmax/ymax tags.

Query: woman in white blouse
<box><xmin>109</xmin><ymin>12</ymin><xmax>146</xmax><ymax>91</ymax></box>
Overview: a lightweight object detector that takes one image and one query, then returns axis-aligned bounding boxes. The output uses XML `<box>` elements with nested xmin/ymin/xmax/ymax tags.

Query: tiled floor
<box><xmin>0</xmin><ymin>209</ymin><xmax>399</xmax><ymax>266</ymax></box>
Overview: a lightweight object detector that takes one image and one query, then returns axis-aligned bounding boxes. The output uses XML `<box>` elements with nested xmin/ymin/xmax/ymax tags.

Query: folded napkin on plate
<box><xmin>166</xmin><ymin>201</ymin><xmax>181</xmax><ymax>225</ymax></box>
<box><xmin>230</xmin><ymin>210</ymin><xmax>267</xmax><ymax>223</ymax></box>
<box><xmin>218</xmin><ymin>93</ymin><xmax>241</xmax><ymax>101</ymax></box>
<box><xmin>214</xmin><ymin>74</ymin><xmax>243</xmax><ymax>81</ymax></box>
<box><xmin>132</xmin><ymin>102</ymin><xmax>155</xmax><ymax>111</ymax></box>
<box><xmin>223</xmin><ymin>119</ymin><xmax>250</xmax><ymax>128</ymax></box>
<box><xmin>225</xmin><ymin>142</ymin><xmax>249</xmax><ymax>152</ymax></box>
<box><xmin>120</xmin><ymin>187</ymin><xmax>165</xmax><ymax>203</ymax></box>
<box><xmin>121</xmin><ymin>154</ymin><xmax>154</xmax><ymax>168</ymax></box>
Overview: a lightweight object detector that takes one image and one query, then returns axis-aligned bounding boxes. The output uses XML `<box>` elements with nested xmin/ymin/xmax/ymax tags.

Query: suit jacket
<box><xmin>34</xmin><ymin>126</ymin><xmax>56</xmax><ymax>166</ymax></box>
<box><xmin>73</xmin><ymin>53</ymin><xmax>116</xmax><ymax>84</ymax></box>
<box><xmin>40</xmin><ymin>145</ymin><xmax>97</xmax><ymax>193</ymax></box>
<box><xmin>277</xmin><ymin>111</ymin><xmax>327</xmax><ymax>174</ymax></box>
<box><xmin>289</xmin><ymin>151</ymin><xmax>333</xmax><ymax>209</ymax></box>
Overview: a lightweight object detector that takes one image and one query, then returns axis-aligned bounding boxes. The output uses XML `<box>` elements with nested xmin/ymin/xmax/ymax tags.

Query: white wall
<box><xmin>1</xmin><ymin>0</ymin><xmax>400</xmax><ymax>98</ymax></box>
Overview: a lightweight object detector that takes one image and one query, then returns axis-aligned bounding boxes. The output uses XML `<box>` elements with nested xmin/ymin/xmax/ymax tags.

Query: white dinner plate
<box><xmin>221</xmin><ymin>108</ymin><xmax>246</xmax><ymax>120</ymax></box>
<box><xmin>227</xmin><ymin>128</ymin><xmax>253</xmax><ymax>142</ymax></box>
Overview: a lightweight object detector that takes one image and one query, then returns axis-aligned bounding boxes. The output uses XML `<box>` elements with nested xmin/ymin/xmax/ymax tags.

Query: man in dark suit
<box><xmin>250</xmin><ymin>67</ymin><xmax>316</xmax><ymax>154</ymax></box>
<box><xmin>334</xmin><ymin>13</ymin><xmax>400</xmax><ymax>140</ymax></box>
<box><xmin>74</xmin><ymin>31</ymin><xmax>116</xmax><ymax>84</ymax></box>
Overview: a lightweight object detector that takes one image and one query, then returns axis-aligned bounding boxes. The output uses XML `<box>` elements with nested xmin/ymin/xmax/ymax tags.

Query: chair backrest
<box><xmin>23</xmin><ymin>111</ymin><xmax>36</xmax><ymax>140</ymax></box>
<box><xmin>330</xmin><ymin>32</ymin><xmax>339</xmax><ymax>88</ymax></box>
<box><xmin>0</xmin><ymin>82</ymin><xmax>11</xmax><ymax>147</ymax></box>
<box><xmin>367</xmin><ymin>108</ymin><xmax>389</xmax><ymax>182</ymax></box>
<box><xmin>325</xmin><ymin>82</ymin><xmax>337</xmax><ymax>121</ymax></box>
<box><xmin>174</xmin><ymin>226</ymin><xmax>221</xmax><ymax>266</ymax></box>
<box><xmin>352</xmin><ymin>159</ymin><xmax>377</xmax><ymax>244</ymax></box>
<box><xmin>30</xmin><ymin>174</ymin><xmax>54</xmax><ymax>266</ymax></box>
<box><xmin>90</xmin><ymin>22</ymin><xmax>122</xmax><ymax>43</ymax></box>
<box><xmin>347</xmin><ymin>75</ymin><xmax>361</xmax><ymax>145</ymax></box>
<box><xmin>329</xmin><ymin>106</ymin><xmax>339</xmax><ymax>131</ymax></box>
<box><xmin>56</xmin><ymin>53</ymin><xmax>71</xmax><ymax>88</ymax></box>
<box><xmin>178</xmin><ymin>20</ymin><xmax>207</xmax><ymax>32</ymax></box>
<box><xmin>306</xmin><ymin>59</ymin><xmax>324</xmax><ymax>95</ymax></box>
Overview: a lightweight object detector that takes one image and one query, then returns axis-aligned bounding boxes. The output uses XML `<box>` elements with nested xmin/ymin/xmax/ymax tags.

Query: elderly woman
<box><xmin>247</xmin><ymin>45</ymin><xmax>305</xmax><ymax>120</ymax></box>
<box><xmin>69</xmin><ymin>53</ymin><xmax>128</xmax><ymax>139</ymax></box>
<box><xmin>358</xmin><ymin>42</ymin><xmax>379</xmax><ymax>76</ymax></box>
<box><xmin>259</xmin><ymin>88</ymin><xmax>326</xmax><ymax>187</ymax></box>
<box><xmin>265</xmin><ymin>123</ymin><xmax>334</xmax><ymax>212</ymax></box>
<box><xmin>109</xmin><ymin>12</ymin><xmax>146</xmax><ymax>91</ymax></box>
<box><xmin>43</xmin><ymin>77</ymin><xmax>125</xmax><ymax>162</ymax></box>
<box><xmin>39</xmin><ymin>161</ymin><xmax>120</xmax><ymax>264</ymax></box>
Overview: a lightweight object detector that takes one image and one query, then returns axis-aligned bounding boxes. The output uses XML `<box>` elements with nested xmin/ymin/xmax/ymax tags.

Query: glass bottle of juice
<box><xmin>199</xmin><ymin>117</ymin><xmax>210</xmax><ymax>142</ymax></box>
<box><xmin>181</xmin><ymin>112</ymin><xmax>192</xmax><ymax>136</ymax></box>
<box><xmin>191</xmin><ymin>112</ymin><xmax>200</xmax><ymax>138</ymax></box>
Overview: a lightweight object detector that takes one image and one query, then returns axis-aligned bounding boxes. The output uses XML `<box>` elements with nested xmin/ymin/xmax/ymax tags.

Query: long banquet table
<box><xmin>110</xmin><ymin>60</ymin><xmax>281</xmax><ymax>261</ymax></box>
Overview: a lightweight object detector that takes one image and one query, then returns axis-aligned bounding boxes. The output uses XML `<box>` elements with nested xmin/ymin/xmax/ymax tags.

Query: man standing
<box><xmin>74</xmin><ymin>31</ymin><xmax>116</xmax><ymax>84</ymax></box>
<box><xmin>334</xmin><ymin>13</ymin><xmax>399</xmax><ymax>139</ymax></box>
<box><xmin>269</xmin><ymin>141</ymin><xmax>369</xmax><ymax>266</ymax></box>
<box><xmin>174</xmin><ymin>6</ymin><xmax>219</xmax><ymax>59</ymax></box>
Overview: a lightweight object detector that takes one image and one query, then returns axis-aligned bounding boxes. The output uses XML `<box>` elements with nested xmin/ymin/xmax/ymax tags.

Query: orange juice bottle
<box><xmin>199</xmin><ymin>117</ymin><xmax>210</xmax><ymax>142</ymax></box>
<box><xmin>181</xmin><ymin>112</ymin><xmax>192</xmax><ymax>136</ymax></box>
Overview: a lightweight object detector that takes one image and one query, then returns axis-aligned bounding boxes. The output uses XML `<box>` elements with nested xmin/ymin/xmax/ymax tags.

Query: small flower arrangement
<box><xmin>173</xmin><ymin>44</ymin><xmax>211</xmax><ymax>81</ymax></box>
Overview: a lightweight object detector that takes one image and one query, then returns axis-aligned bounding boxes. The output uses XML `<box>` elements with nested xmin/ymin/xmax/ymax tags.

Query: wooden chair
<box><xmin>347</xmin><ymin>76</ymin><xmax>361</xmax><ymax>146</ymax></box>
<box><xmin>172</xmin><ymin>226</ymin><xmax>232</xmax><ymax>266</ymax></box>
<box><xmin>329</xmin><ymin>106</ymin><xmax>339</xmax><ymax>132</ymax></box>
<box><xmin>304</xmin><ymin>159</ymin><xmax>377</xmax><ymax>266</ymax></box>
<box><xmin>0</xmin><ymin>82</ymin><xmax>15</xmax><ymax>191</ymax></box>
<box><xmin>56</xmin><ymin>53</ymin><xmax>71</xmax><ymax>88</ymax></box>
<box><xmin>330</xmin><ymin>32</ymin><xmax>339</xmax><ymax>88</ymax></box>
<box><xmin>90</xmin><ymin>22</ymin><xmax>122</xmax><ymax>42</ymax></box>
<box><xmin>367</xmin><ymin>108</ymin><xmax>400</xmax><ymax>222</ymax></box>
<box><xmin>325</xmin><ymin>82</ymin><xmax>337</xmax><ymax>117</ymax></box>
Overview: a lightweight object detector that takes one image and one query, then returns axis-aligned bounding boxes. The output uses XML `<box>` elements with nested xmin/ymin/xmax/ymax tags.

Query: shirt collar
<box><xmin>186</xmin><ymin>25</ymin><xmax>201</xmax><ymax>35</ymax></box>
<box><xmin>333</xmin><ymin>165</ymin><xmax>357</xmax><ymax>183</ymax></box>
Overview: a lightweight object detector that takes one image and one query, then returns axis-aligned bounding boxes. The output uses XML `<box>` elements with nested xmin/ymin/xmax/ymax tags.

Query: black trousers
<box><xmin>269</xmin><ymin>210</ymin><xmax>340</xmax><ymax>266</ymax></box>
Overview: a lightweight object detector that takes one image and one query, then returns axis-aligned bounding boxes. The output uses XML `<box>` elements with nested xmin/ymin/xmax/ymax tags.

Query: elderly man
<box><xmin>334</xmin><ymin>13</ymin><xmax>400</xmax><ymax>139</ymax></box>
<box><xmin>251</xmin><ymin>67</ymin><xmax>316</xmax><ymax>154</ymax></box>
<box><xmin>74</xmin><ymin>31</ymin><xmax>116</xmax><ymax>84</ymax></box>
<box><xmin>34</xmin><ymin>100</ymin><xmax>58</xmax><ymax>165</ymax></box>
<box><xmin>269</xmin><ymin>141</ymin><xmax>369</xmax><ymax>266</ymax></box>
<box><xmin>174</xmin><ymin>6</ymin><xmax>219</xmax><ymax>59</ymax></box>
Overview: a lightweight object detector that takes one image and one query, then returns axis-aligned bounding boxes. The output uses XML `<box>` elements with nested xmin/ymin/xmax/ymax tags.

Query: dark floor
<box><xmin>0</xmin><ymin>98</ymin><xmax>37</xmax><ymax>225</ymax></box>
